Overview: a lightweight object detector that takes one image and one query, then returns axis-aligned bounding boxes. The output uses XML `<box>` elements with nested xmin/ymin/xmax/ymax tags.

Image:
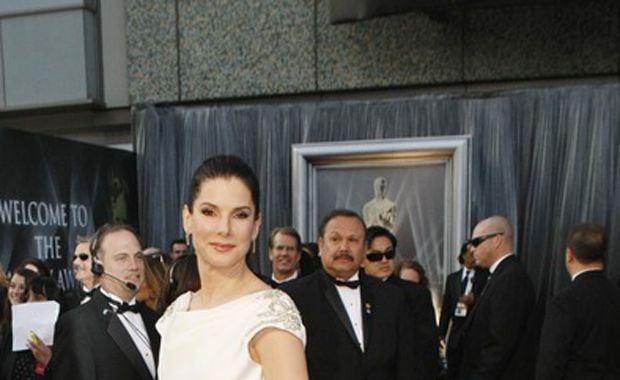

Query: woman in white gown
<box><xmin>157</xmin><ymin>155</ymin><xmax>308</xmax><ymax>380</ymax></box>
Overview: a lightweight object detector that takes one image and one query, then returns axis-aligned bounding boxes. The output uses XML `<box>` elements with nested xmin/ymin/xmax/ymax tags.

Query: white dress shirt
<box><xmin>334</xmin><ymin>271</ymin><xmax>364</xmax><ymax>352</ymax></box>
<box><xmin>461</xmin><ymin>268</ymin><xmax>475</xmax><ymax>294</ymax></box>
<box><xmin>100</xmin><ymin>288</ymin><xmax>156</xmax><ymax>378</ymax></box>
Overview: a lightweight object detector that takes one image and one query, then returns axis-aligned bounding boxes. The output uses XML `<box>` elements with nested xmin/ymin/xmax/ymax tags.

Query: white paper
<box><xmin>12</xmin><ymin>301</ymin><xmax>60</xmax><ymax>351</ymax></box>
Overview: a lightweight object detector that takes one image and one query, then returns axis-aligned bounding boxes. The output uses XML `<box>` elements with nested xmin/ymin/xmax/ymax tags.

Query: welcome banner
<box><xmin>0</xmin><ymin>127</ymin><xmax>138</xmax><ymax>290</ymax></box>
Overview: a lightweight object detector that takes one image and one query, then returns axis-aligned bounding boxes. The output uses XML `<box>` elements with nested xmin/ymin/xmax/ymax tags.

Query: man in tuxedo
<box><xmin>64</xmin><ymin>235</ymin><xmax>100</xmax><ymax>309</ymax></box>
<box><xmin>362</xmin><ymin>225</ymin><xmax>439</xmax><ymax>379</ymax></box>
<box><xmin>439</xmin><ymin>241</ymin><xmax>488</xmax><ymax>379</ymax></box>
<box><xmin>268</xmin><ymin>226</ymin><xmax>303</xmax><ymax>285</ymax></box>
<box><xmin>282</xmin><ymin>209</ymin><xmax>414</xmax><ymax>380</ymax></box>
<box><xmin>51</xmin><ymin>224</ymin><xmax>160</xmax><ymax>380</ymax></box>
<box><xmin>536</xmin><ymin>223</ymin><xmax>620</xmax><ymax>379</ymax></box>
<box><xmin>458</xmin><ymin>215</ymin><xmax>536</xmax><ymax>379</ymax></box>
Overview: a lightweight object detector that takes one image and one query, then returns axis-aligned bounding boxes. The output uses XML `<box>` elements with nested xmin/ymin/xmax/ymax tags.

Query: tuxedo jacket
<box><xmin>50</xmin><ymin>291</ymin><xmax>160</xmax><ymax>380</ymax></box>
<box><xmin>439</xmin><ymin>267</ymin><xmax>488</xmax><ymax>339</ymax></box>
<box><xmin>458</xmin><ymin>255</ymin><xmax>536</xmax><ymax>380</ymax></box>
<box><xmin>62</xmin><ymin>286</ymin><xmax>100</xmax><ymax>312</ymax></box>
<box><xmin>536</xmin><ymin>270</ymin><xmax>620</xmax><ymax>380</ymax></box>
<box><xmin>282</xmin><ymin>270</ymin><xmax>415</xmax><ymax>380</ymax></box>
<box><xmin>385</xmin><ymin>275</ymin><xmax>439</xmax><ymax>380</ymax></box>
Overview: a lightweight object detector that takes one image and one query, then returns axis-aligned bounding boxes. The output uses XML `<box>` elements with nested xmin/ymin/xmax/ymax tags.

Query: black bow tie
<box><xmin>116</xmin><ymin>302</ymin><xmax>140</xmax><ymax>314</ymax></box>
<box><xmin>83</xmin><ymin>288</ymin><xmax>96</xmax><ymax>298</ymax></box>
<box><xmin>333</xmin><ymin>279</ymin><xmax>360</xmax><ymax>289</ymax></box>
<box><xmin>104</xmin><ymin>296</ymin><xmax>141</xmax><ymax>314</ymax></box>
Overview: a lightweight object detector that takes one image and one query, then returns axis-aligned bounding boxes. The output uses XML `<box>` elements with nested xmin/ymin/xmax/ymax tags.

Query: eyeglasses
<box><xmin>73</xmin><ymin>253</ymin><xmax>90</xmax><ymax>261</ymax></box>
<box><xmin>469</xmin><ymin>233</ymin><xmax>503</xmax><ymax>247</ymax></box>
<box><xmin>366</xmin><ymin>250</ymin><xmax>396</xmax><ymax>262</ymax></box>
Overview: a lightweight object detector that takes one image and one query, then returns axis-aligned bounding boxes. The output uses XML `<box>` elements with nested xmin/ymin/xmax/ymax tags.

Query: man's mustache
<box><xmin>334</xmin><ymin>252</ymin><xmax>354</xmax><ymax>261</ymax></box>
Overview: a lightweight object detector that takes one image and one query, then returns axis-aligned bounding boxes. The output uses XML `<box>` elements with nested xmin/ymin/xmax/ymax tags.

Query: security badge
<box><xmin>454</xmin><ymin>301</ymin><xmax>468</xmax><ymax>317</ymax></box>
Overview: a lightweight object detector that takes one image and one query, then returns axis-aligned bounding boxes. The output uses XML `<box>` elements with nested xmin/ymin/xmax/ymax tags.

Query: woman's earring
<box><xmin>186</xmin><ymin>233</ymin><xmax>194</xmax><ymax>254</ymax></box>
<box><xmin>252</xmin><ymin>239</ymin><xmax>256</xmax><ymax>255</ymax></box>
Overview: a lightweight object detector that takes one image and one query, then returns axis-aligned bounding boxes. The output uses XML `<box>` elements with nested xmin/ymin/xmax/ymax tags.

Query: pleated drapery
<box><xmin>133</xmin><ymin>83</ymin><xmax>620</xmax><ymax>302</ymax></box>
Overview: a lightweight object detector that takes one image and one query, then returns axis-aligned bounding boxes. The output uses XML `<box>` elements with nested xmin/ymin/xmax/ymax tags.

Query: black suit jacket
<box><xmin>282</xmin><ymin>270</ymin><xmax>415</xmax><ymax>380</ymax></box>
<box><xmin>458</xmin><ymin>255</ymin><xmax>536</xmax><ymax>380</ymax></box>
<box><xmin>50</xmin><ymin>291</ymin><xmax>160</xmax><ymax>380</ymax></box>
<box><xmin>385</xmin><ymin>275</ymin><xmax>439</xmax><ymax>379</ymax></box>
<box><xmin>536</xmin><ymin>270</ymin><xmax>620</xmax><ymax>380</ymax></box>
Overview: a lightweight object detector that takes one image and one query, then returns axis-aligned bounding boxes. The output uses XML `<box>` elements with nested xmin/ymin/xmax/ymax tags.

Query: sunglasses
<box><xmin>469</xmin><ymin>233</ymin><xmax>503</xmax><ymax>247</ymax></box>
<box><xmin>366</xmin><ymin>250</ymin><xmax>396</xmax><ymax>262</ymax></box>
<box><xmin>73</xmin><ymin>253</ymin><xmax>90</xmax><ymax>261</ymax></box>
<box><xmin>147</xmin><ymin>252</ymin><xmax>166</xmax><ymax>263</ymax></box>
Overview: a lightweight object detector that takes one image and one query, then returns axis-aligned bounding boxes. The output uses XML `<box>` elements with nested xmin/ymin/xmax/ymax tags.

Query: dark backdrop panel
<box><xmin>134</xmin><ymin>83</ymin><xmax>620</xmax><ymax>304</ymax></box>
<box><xmin>0</xmin><ymin>128</ymin><xmax>138</xmax><ymax>289</ymax></box>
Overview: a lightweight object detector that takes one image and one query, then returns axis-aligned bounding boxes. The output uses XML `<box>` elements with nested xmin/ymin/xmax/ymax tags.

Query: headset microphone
<box><xmin>91</xmin><ymin>260</ymin><xmax>137</xmax><ymax>291</ymax></box>
<box><xmin>103</xmin><ymin>272</ymin><xmax>138</xmax><ymax>291</ymax></box>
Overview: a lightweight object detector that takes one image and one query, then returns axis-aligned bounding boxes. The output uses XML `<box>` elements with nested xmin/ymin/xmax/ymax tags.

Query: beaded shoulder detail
<box><xmin>248</xmin><ymin>289</ymin><xmax>303</xmax><ymax>334</ymax></box>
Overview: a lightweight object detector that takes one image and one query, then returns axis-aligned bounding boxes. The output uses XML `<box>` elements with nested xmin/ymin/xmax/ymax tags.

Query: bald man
<box><xmin>458</xmin><ymin>215</ymin><xmax>535</xmax><ymax>380</ymax></box>
<box><xmin>536</xmin><ymin>223</ymin><xmax>620</xmax><ymax>379</ymax></box>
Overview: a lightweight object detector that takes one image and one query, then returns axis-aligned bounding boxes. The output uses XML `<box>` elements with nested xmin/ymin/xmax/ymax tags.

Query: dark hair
<box><xmin>90</xmin><ymin>223</ymin><xmax>141</xmax><ymax>260</ymax></box>
<box><xmin>28</xmin><ymin>275</ymin><xmax>60</xmax><ymax>302</ymax></box>
<box><xmin>169</xmin><ymin>239</ymin><xmax>187</xmax><ymax>252</ymax></box>
<box><xmin>186</xmin><ymin>155</ymin><xmax>260</xmax><ymax>218</ymax></box>
<box><xmin>9</xmin><ymin>268</ymin><xmax>38</xmax><ymax>303</ymax></box>
<box><xmin>567</xmin><ymin>223</ymin><xmax>606</xmax><ymax>263</ymax></box>
<box><xmin>18</xmin><ymin>258</ymin><xmax>50</xmax><ymax>277</ymax></box>
<box><xmin>301</xmin><ymin>242</ymin><xmax>321</xmax><ymax>271</ymax></box>
<box><xmin>159</xmin><ymin>254</ymin><xmax>200</xmax><ymax>312</ymax></box>
<box><xmin>3</xmin><ymin>269</ymin><xmax>41</xmax><ymax>325</ymax></box>
<box><xmin>458</xmin><ymin>241</ymin><xmax>471</xmax><ymax>264</ymax></box>
<box><xmin>268</xmin><ymin>227</ymin><xmax>301</xmax><ymax>250</ymax></box>
<box><xmin>365</xmin><ymin>226</ymin><xmax>397</xmax><ymax>249</ymax></box>
<box><xmin>318</xmin><ymin>209</ymin><xmax>366</xmax><ymax>239</ymax></box>
<box><xmin>397</xmin><ymin>259</ymin><xmax>429</xmax><ymax>287</ymax></box>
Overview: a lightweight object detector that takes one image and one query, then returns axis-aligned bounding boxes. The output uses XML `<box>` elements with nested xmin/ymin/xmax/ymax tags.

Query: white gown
<box><xmin>156</xmin><ymin>288</ymin><xmax>306</xmax><ymax>380</ymax></box>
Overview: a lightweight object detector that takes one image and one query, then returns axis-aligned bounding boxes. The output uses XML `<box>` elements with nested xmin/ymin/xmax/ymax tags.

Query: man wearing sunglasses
<box><xmin>458</xmin><ymin>215</ymin><xmax>535</xmax><ymax>380</ymax></box>
<box><xmin>64</xmin><ymin>235</ymin><xmax>100</xmax><ymax>309</ymax></box>
<box><xmin>363</xmin><ymin>226</ymin><xmax>440</xmax><ymax>380</ymax></box>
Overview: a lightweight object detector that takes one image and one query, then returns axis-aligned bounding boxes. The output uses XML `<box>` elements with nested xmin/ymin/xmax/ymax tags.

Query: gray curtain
<box><xmin>133</xmin><ymin>83</ymin><xmax>620</xmax><ymax>303</ymax></box>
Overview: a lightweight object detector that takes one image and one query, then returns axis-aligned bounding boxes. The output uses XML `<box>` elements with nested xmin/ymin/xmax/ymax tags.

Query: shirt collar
<box><xmin>82</xmin><ymin>284</ymin><xmax>100</xmax><ymax>293</ymax></box>
<box><xmin>99</xmin><ymin>287</ymin><xmax>136</xmax><ymax>306</ymax></box>
<box><xmin>271</xmin><ymin>270</ymin><xmax>299</xmax><ymax>284</ymax></box>
<box><xmin>335</xmin><ymin>271</ymin><xmax>360</xmax><ymax>282</ymax></box>
<box><xmin>489</xmin><ymin>252</ymin><xmax>514</xmax><ymax>274</ymax></box>
<box><xmin>571</xmin><ymin>267</ymin><xmax>603</xmax><ymax>281</ymax></box>
<box><xmin>461</xmin><ymin>267</ymin><xmax>474</xmax><ymax>279</ymax></box>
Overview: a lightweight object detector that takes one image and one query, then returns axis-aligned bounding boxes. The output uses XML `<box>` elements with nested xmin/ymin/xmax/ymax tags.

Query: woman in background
<box><xmin>137</xmin><ymin>251</ymin><xmax>171</xmax><ymax>313</ymax></box>
<box><xmin>0</xmin><ymin>270</ymin><xmax>54</xmax><ymax>380</ymax></box>
<box><xmin>397</xmin><ymin>259</ymin><xmax>430</xmax><ymax>287</ymax></box>
<box><xmin>158</xmin><ymin>253</ymin><xmax>200</xmax><ymax>313</ymax></box>
<box><xmin>157</xmin><ymin>155</ymin><xmax>307</xmax><ymax>380</ymax></box>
